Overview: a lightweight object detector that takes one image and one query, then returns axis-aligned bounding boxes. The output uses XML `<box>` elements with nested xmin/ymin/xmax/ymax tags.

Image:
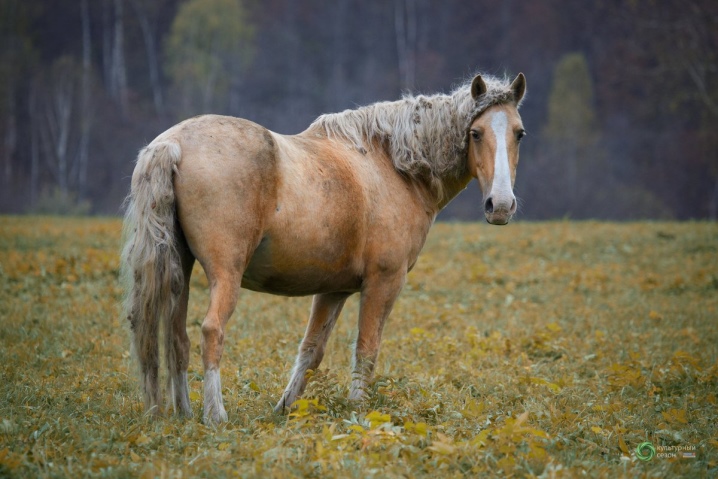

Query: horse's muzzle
<box><xmin>484</xmin><ymin>196</ymin><xmax>516</xmax><ymax>225</ymax></box>
<box><xmin>485</xmin><ymin>214</ymin><xmax>511</xmax><ymax>225</ymax></box>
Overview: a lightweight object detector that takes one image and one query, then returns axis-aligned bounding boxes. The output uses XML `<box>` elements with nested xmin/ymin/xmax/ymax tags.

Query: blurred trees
<box><xmin>0</xmin><ymin>0</ymin><xmax>715</xmax><ymax>219</ymax></box>
<box><xmin>0</xmin><ymin>0</ymin><xmax>35</xmax><ymax>192</ymax></box>
<box><xmin>129</xmin><ymin>0</ymin><xmax>166</xmax><ymax>117</ymax></box>
<box><xmin>531</xmin><ymin>53</ymin><xmax>670</xmax><ymax>219</ymax></box>
<box><xmin>30</xmin><ymin>56</ymin><xmax>92</xmax><ymax>200</ymax></box>
<box><xmin>105</xmin><ymin>0</ymin><xmax>129</xmax><ymax>117</ymax></box>
<box><xmin>542</xmin><ymin>53</ymin><xmax>602</xmax><ymax>216</ymax></box>
<box><xmin>166</xmin><ymin>0</ymin><xmax>254</xmax><ymax>118</ymax></box>
<box><xmin>627</xmin><ymin>0</ymin><xmax>718</xmax><ymax>219</ymax></box>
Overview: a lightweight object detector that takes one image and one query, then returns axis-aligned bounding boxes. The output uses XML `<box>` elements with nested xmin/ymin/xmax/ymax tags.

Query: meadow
<box><xmin>0</xmin><ymin>216</ymin><xmax>716</xmax><ymax>478</ymax></box>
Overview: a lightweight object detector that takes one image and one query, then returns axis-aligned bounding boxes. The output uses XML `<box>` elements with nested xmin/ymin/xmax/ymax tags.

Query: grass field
<box><xmin>0</xmin><ymin>216</ymin><xmax>716</xmax><ymax>478</ymax></box>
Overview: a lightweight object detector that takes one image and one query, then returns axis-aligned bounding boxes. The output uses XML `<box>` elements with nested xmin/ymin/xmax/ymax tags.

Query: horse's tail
<box><xmin>121</xmin><ymin>140</ymin><xmax>183</xmax><ymax>414</ymax></box>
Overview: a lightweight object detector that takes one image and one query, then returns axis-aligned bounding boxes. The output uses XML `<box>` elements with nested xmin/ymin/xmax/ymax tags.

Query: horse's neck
<box><xmin>396</xmin><ymin>163</ymin><xmax>473</xmax><ymax>215</ymax></box>
<box><xmin>436</xmin><ymin>169</ymin><xmax>474</xmax><ymax>210</ymax></box>
<box><xmin>373</xmin><ymin>139</ymin><xmax>472</xmax><ymax>213</ymax></box>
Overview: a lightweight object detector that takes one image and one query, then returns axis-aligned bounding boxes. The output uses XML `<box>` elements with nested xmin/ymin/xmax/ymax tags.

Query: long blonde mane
<box><xmin>307</xmin><ymin>74</ymin><xmax>524</xmax><ymax>194</ymax></box>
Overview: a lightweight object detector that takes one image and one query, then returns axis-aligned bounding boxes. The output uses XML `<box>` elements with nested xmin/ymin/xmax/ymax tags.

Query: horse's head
<box><xmin>466</xmin><ymin>73</ymin><xmax>526</xmax><ymax>225</ymax></box>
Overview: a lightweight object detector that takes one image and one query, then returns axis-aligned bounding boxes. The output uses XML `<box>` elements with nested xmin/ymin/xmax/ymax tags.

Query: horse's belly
<box><xmin>241</xmin><ymin>271</ymin><xmax>361</xmax><ymax>296</ymax></box>
<box><xmin>241</xmin><ymin>235</ymin><xmax>362</xmax><ymax>296</ymax></box>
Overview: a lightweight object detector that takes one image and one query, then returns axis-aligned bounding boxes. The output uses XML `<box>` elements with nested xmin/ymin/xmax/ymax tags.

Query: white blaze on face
<box><xmin>489</xmin><ymin>111</ymin><xmax>515</xmax><ymax>208</ymax></box>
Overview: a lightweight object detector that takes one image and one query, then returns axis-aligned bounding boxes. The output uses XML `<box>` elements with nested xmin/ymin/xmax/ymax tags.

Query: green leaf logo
<box><xmin>635</xmin><ymin>441</ymin><xmax>656</xmax><ymax>461</ymax></box>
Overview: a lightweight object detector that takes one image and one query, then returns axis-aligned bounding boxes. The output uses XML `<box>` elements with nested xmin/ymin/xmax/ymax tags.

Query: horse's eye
<box><xmin>470</xmin><ymin>130</ymin><xmax>481</xmax><ymax>141</ymax></box>
<box><xmin>516</xmin><ymin>129</ymin><xmax>527</xmax><ymax>142</ymax></box>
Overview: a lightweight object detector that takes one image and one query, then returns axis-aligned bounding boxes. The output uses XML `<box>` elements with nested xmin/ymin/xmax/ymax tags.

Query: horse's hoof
<box><xmin>143</xmin><ymin>404</ymin><xmax>162</xmax><ymax>418</ymax></box>
<box><xmin>273</xmin><ymin>396</ymin><xmax>289</xmax><ymax>415</ymax></box>
<box><xmin>169</xmin><ymin>399</ymin><xmax>193</xmax><ymax>418</ymax></box>
<box><xmin>203</xmin><ymin>414</ymin><xmax>227</xmax><ymax>426</ymax></box>
<box><xmin>203</xmin><ymin>407</ymin><xmax>228</xmax><ymax>426</ymax></box>
<box><xmin>348</xmin><ymin>388</ymin><xmax>366</xmax><ymax>402</ymax></box>
<box><xmin>179</xmin><ymin>407</ymin><xmax>194</xmax><ymax>419</ymax></box>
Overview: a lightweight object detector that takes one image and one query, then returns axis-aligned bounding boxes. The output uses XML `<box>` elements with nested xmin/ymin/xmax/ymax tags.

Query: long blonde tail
<box><xmin>121</xmin><ymin>141</ymin><xmax>183</xmax><ymax>414</ymax></box>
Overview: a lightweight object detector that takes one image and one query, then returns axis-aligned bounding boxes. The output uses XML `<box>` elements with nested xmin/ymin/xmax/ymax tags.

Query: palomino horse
<box><xmin>122</xmin><ymin>73</ymin><xmax>527</xmax><ymax>424</ymax></box>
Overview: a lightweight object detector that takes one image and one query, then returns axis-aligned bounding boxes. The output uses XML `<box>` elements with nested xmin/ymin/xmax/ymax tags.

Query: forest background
<box><xmin>0</xmin><ymin>0</ymin><xmax>716</xmax><ymax>220</ymax></box>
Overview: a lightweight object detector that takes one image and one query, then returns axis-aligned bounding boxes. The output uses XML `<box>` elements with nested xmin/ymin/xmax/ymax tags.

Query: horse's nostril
<box><xmin>484</xmin><ymin>197</ymin><xmax>494</xmax><ymax>214</ymax></box>
<box><xmin>510</xmin><ymin>198</ymin><xmax>517</xmax><ymax>213</ymax></box>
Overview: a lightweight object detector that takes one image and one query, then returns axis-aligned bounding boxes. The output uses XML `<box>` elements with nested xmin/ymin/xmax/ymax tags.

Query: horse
<box><xmin>121</xmin><ymin>72</ymin><xmax>527</xmax><ymax>424</ymax></box>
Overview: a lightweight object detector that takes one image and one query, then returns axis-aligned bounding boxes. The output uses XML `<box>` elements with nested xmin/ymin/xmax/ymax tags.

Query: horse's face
<box><xmin>467</xmin><ymin>74</ymin><xmax>526</xmax><ymax>225</ymax></box>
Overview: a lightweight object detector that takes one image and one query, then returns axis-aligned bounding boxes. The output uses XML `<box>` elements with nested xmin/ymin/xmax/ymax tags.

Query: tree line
<box><xmin>0</xmin><ymin>0</ymin><xmax>716</xmax><ymax>219</ymax></box>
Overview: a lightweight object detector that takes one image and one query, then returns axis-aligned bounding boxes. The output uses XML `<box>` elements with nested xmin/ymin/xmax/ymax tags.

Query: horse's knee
<box><xmin>201</xmin><ymin>320</ymin><xmax>224</xmax><ymax>347</ymax></box>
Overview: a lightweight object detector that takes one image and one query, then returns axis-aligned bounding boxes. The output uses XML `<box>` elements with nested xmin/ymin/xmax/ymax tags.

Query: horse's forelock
<box><xmin>458</xmin><ymin>74</ymin><xmax>525</xmax><ymax>123</ymax></box>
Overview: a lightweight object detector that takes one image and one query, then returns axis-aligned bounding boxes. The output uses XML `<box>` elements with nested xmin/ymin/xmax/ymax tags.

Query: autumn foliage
<box><xmin>0</xmin><ymin>217</ymin><xmax>716</xmax><ymax>477</ymax></box>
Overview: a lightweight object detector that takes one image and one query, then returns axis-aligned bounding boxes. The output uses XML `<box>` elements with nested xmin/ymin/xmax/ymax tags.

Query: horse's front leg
<box><xmin>274</xmin><ymin>292</ymin><xmax>349</xmax><ymax>413</ymax></box>
<box><xmin>349</xmin><ymin>272</ymin><xmax>406</xmax><ymax>401</ymax></box>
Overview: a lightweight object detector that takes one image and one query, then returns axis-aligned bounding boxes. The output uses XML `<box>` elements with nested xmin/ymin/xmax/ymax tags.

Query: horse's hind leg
<box><xmin>201</xmin><ymin>269</ymin><xmax>242</xmax><ymax>425</ymax></box>
<box><xmin>166</xmin><ymin>240</ymin><xmax>195</xmax><ymax>417</ymax></box>
<box><xmin>128</xmin><ymin>290</ymin><xmax>160</xmax><ymax>415</ymax></box>
<box><xmin>274</xmin><ymin>293</ymin><xmax>349</xmax><ymax>413</ymax></box>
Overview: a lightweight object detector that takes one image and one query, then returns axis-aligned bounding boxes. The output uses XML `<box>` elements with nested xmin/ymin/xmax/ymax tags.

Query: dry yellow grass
<box><xmin>1</xmin><ymin>216</ymin><xmax>716</xmax><ymax>478</ymax></box>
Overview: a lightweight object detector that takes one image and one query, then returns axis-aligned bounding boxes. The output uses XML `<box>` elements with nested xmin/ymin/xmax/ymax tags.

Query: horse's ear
<box><xmin>511</xmin><ymin>73</ymin><xmax>526</xmax><ymax>104</ymax></box>
<box><xmin>471</xmin><ymin>75</ymin><xmax>488</xmax><ymax>100</ymax></box>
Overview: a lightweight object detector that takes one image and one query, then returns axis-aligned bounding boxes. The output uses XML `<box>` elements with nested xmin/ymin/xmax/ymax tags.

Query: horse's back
<box><xmin>155</xmin><ymin>114</ymin><xmax>277</xmax><ymax>173</ymax></box>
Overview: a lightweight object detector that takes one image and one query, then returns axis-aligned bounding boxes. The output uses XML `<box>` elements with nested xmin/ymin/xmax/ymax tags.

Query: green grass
<box><xmin>1</xmin><ymin>217</ymin><xmax>716</xmax><ymax>478</ymax></box>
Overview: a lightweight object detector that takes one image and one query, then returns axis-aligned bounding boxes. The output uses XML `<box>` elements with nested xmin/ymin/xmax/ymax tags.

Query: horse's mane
<box><xmin>307</xmin><ymin>74</ymin><xmax>524</xmax><ymax>195</ymax></box>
